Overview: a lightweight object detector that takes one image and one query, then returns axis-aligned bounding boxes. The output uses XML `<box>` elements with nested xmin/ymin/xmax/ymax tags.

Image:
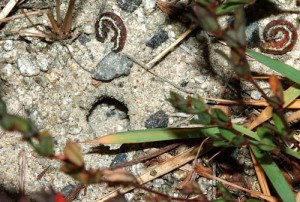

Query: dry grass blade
<box><xmin>0</xmin><ymin>10</ymin><xmax>49</xmax><ymax>23</ymax></box>
<box><xmin>55</xmin><ymin>0</ymin><xmax>61</xmax><ymax>25</ymax></box>
<box><xmin>127</xmin><ymin>55</ymin><xmax>196</xmax><ymax>94</ymax></box>
<box><xmin>249</xmin><ymin>147</ymin><xmax>271</xmax><ymax>197</ymax></box>
<box><xmin>207</xmin><ymin>98</ymin><xmax>300</xmax><ymax>109</ymax></box>
<box><xmin>146</xmin><ymin>24</ymin><xmax>197</xmax><ymax>68</ymax></box>
<box><xmin>96</xmin><ymin>144</ymin><xmax>212</xmax><ymax>201</ymax></box>
<box><xmin>194</xmin><ymin>164</ymin><xmax>278</xmax><ymax>201</ymax></box>
<box><xmin>61</xmin><ymin>0</ymin><xmax>75</xmax><ymax>34</ymax></box>
<box><xmin>109</xmin><ymin>143</ymin><xmax>181</xmax><ymax>170</ymax></box>
<box><xmin>18</xmin><ymin>148</ymin><xmax>26</xmax><ymax>195</ymax></box>
<box><xmin>0</xmin><ymin>0</ymin><xmax>20</xmax><ymax>21</ymax></box>
<box><xmin>287</xmin><ymin>109</ymin><xmax>300</xmax><ymax>123</ymax></box>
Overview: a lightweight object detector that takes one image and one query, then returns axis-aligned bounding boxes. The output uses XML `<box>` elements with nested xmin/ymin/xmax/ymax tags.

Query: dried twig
<box><xmin>0</xmin><ymin>0</ymin><xmax>20</xmax><ymax>22</ymax></box>
<box><xmin>18</xmin><ymin>148</ymin><xmax>26</xmax><ymax>195</ymax></box>
<box><xmin>126</xmin><ymin>54</ymin><xmax>196</xmax><ymax>94</ymax></box>
<box><xmin>147</xmin><ymin>24</ymin><xmax>197</xmax><ymax>68</ymax></box>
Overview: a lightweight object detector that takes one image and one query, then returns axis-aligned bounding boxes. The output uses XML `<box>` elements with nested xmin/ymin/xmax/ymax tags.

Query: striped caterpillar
<box><xmin>260</xmin><ymin>19</ymin><xmax>297</xmax><ymax>55</ymax></box>
<box><xmin>95</xmin><ymin>12</ymin><xmax>127</xmax><ymax>52</ymax></box>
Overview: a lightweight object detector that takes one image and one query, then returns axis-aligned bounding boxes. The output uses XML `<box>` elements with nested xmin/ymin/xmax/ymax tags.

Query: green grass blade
<box><xmin>283</xmin><ymin>85</ymin><xmax>300</xmax><ymax>107</ymax></box>
<box><xmin>246</xmin><ymin>49</ymin><xmax>300</xmax><ymax>84</ymax></box>
<box><xmin>282</xmin><ymin>146</ymin><xmax>300</xmax><ymax>159</ymax></box>
<box><xmin>251</xmin><ymin>145</ymin><xmax>295</xmax><ymax>202</ymax></box>
<box><xmin>84</xmin><ymin>127</ymin><xmax>220</xmax><ymax>144</ymax></box>
<box><xmin>232</xmin><ymin>124</ymin><xmax>260</xmax><ymax>140</ymax></box>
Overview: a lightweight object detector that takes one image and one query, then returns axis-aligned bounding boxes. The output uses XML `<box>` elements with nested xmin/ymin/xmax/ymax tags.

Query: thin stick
<box><xmin>61</xmin><ymin>0</ymin><xmax>75</xmax><ymax>34</ymax></box>
<box><xmin>18</xmin><ymin>148</ymin><xmax>26</xmax><ymax>195</ymax></box>
<box><xmin>249</xmin><ymin>146</ymin><xmax>271</xmax><ymax>197</ymax></box>
<box><xmin>206</xmin><ymin>97</ymin><xmax>300</xmax><ymax>109</ymax></box>
<box><xmin>97</xmin><ymin>145</ymin><xmax>212</xmax><ymax>201</ymax></box>
<box><xmin>109</xmin><ymin>143</ymin><xmax>181</xmax><ymax>170</ymax></box>
<box><xmin>36</xmin><ymin>165</ymin><xmax>50</xmax><ymax>181</ymax></box>
<box><xmin>126</xmin><ymin>54</ymin><xmax>196</xmax><ymax>94</ymax></box>
<box><xmin>0</xmin><ymin>0</ymin><xmax>20</xmax><ymax>22</ymax></box>
<box><xmin>195</xmin><ymin>168</ymin><xmax>278</xmax><ymax>201</ymax></box>
<box><xmin>20</xmin><ymin>9</ymin><xmax>56</xmax><ymax>39</ymax></box>
<box><xmin>147</xmin><ymin>24</ymin><xmax>197</xmax><ymax>68</ymax></box>
<box><xmin>47</xmin><ymin>12</ymin><xmax>60</xmax><ymax>33</ymax></box>
<box><xmin>0</xmin><ymin>10</ymin><xmax>49</xmax><ymax>23</ymax></box>
<box><xmin>55</xmin><ymin>0</ymin><xmax>61</xmax><ymax>25</ymax></box>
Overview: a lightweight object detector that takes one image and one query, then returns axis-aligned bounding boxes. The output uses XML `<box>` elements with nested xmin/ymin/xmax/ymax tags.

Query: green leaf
<box><xmin>232</xmin><ymin>124</ymin><xmax>260</xmax><ymax>140</ymax></box>
<box><xmin>168</xmin><ymin>92</ymin><xmax>191</xmax><ymax>113</ymax></box>
<box><xmin>272</xmin><ymin>113</ymin><xmax>289</xmax><ymax>137</ymax></box>
<box><xmin>213</xmin><ymin>140</ymin><xmax>229</xmax><ymax>147</ymax></box>
<box><xmin>256</xmin><ymin>127</ymin><xmax>272</xmax><ymax>138</ymax></box>
<box><xmin>64</xmin><ymin>142</ymin><xmax>84</xmax><ymax>167</ymax></box>
<box><xmin>233</xmin><ymin>7</ymin><xmax>246</xmax><ymax>46</ymax></box>
<box><xmin>219</xmin><ymin>128</ymin><xmax>236</xmax><ymax>141</ymax></box>
<box><xmin>210</xmin><ymin>108</ymin><xmax>230</xmax><ymax>123</ymax></box>
<box><xmin>193</xmin><ymin>5</ymin><xmax>221</xmax><ymax>34</ymax></box>
<box><xmin>281</xmin><ymin>146</ymin><xmax>300</xmax><ymax>160</ymax></box>
<box><xmin>0</xmin><ymin>99</ymin><xmax>7</xmax><ymax>117</ymax></box>
<box><xmin>83</xmin><ymin>127</ymin><xmax>220</xmax><ymax>144</ymax></box>
<box><xmin>247</xmin><ymin>49</ymin><xmax>300</xmax><ymax>84</ymax></box>
<box><xmin>34</xmin><ymin>132</ymin><xmax>54</xmax><ymax>156</ymax></box>
<box><xmin>251</xmin><ymin>146</ymin><xmax>295</xmax><ymax>202</ymax></box>
<box><xmin>191</xmin><ymin>97</ymin><xmax>207</xmax><ymax>112</ymax></box>
<box><xmin>0</xmin><ymin>115</ymin><xmax>38</xmax><ymax>138</ymax></box>
<box><xmin>196</xmin><ymin>112</ymin><xmax>212</xmax><ymax>125</ymax></box>
<box><xmin>256</xmin><ymin>137</ymin><xmax>276</xmax><ymax>151</ymax></box>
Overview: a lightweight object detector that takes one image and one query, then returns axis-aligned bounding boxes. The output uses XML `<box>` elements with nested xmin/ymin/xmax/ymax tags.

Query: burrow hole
<box><xmin>87</xmin><ymin>98</ymin><xmax>130</xmax><ymax>134</ymax></box>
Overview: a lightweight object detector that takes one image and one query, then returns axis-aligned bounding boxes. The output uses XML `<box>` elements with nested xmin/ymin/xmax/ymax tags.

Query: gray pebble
<box><xmin>3</xmin><ymin>40</ymin><xmax>13</xmax><ymax>51</ymax></box>
<box><xmin>77</xmin><ymin>34</ymin><xmax>91</xmax><ymax>45</ymax></box>
<box><xmin>146</xmin><ymin>29</ymin><xmax>169</xmax><ymax>49</ymax></box>
<box><xmin>68</xmin><ymin>125</ymin><xmax>82</xmax><ymax>135</ymax></box>
<box><xmin>152</xmin><ymin>179</ymin><xmax>165</xmax><ymax>188</ymax></box>
<box><xmin>117</xmin><ymin>0</ymin><xmax>142</xmax><ymax>12</ymax></box>
<box><xmin>2</xmin><ymin>64</ymin><xmax>15</xmax><ymax>78</ymax></box>
<box><xmin>92</xmin><ymin>52</ymin><xmax>133</xmax><ymax>81</ymax></box>
<box><xmin>61</xmin><ymin>184</ymin><xmax>76</xmax><ymax>197</ymax></box>
<box><xmin>143</xmin><ymin>0</ymin><xmax>156</xmax><ymax>10</ymax></box>
<box><xmin>36</xmin><ymin>53</ymin><xmax>50</xmax><ymax>72</ymax></box>
<box><xmin>17</xmin><ymin>56</ymin><xmax>40</xmax><ymax>76</ymax></box>
<box><xmin>145</xmin><ymin>110</ymin><xmax>169</xmax><ymax>128</ymax></box>
<box><xmin>250</xmin><ymin>90</ymin><xmax>262</xmax><ymax>100</ymax></box>
<box><xmin>110</xmin><ymin>153</ymin><xmax>128</xmax><ymax>167</ymax></box>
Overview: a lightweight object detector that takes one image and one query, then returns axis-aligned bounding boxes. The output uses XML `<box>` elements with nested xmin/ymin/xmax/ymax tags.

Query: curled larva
<box><xmin>95</xmin><ymin>12</ymin><xmax>127</xmax><ymax>52</ymax></box>
<box><xmin>260</xmin><ymin>19</ymin><xmax>297</xmax><ymax>55</ymax></box>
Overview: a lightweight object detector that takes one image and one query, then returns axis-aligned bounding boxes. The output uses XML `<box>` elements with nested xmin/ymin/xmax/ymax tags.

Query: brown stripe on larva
<box><xmin>260</xmin><ymin>19</ymin><xmax>297</xmax><ymax>55</ymax></box>
<box><xmin>95</xmin><ymin>12</ymin><xmax>127</xmax><ymax>52</ymax></box>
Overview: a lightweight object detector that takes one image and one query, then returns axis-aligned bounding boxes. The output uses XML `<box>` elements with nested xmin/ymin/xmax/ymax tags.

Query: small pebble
<box><xmin>92</xmin><ymin>52</ymin><xmax>133</xmax><ymax>81</ymax></box>
<box><xmin>152</xmin><ymin>179</ymin><xmax>165</xmax><ymax>188</ymax></box>
<box><xmin>68</xmin><ymin>125</ymin><xmax>82</xmax><ymax>135</ymax></box>
<box><xmin>146</xmin><ymin>29</ymin><xmax>169</xmax><ymax>49</ymax></box>
<box><xmin>143</xmin><ymin>0</ymin><xmax>156</xmax><ymax>10</ymax></box>
<box><xmin>145</xmin><ymin>110</ymin><xmax>169</xmax><ymax>128</ymax></box>
<box><xmin>172</xmin><ymin>170</ymin><xmax>187</xmax><ymax>181</ymax></box>
<box><xmin>17</xmin><ymin>56</ymin><xmax>40</xmax><ymax>76</ymax></box>
<box><xmin>117</xmin><ymin>0</ymin><xmax>142</xmax><ymax>12</ymax></box>
<box><xmin>110</xmin><ymin>153</ymin><xmax>128</xmax><ymax>167</ymax></box>
<box><xmin>250</xmin><ymin>90</ymin><xmax>262</xmax><ymax>100</ymax></box>
<box><xmin>77</xmin><ymin>34</ymin><xmax>91</xmax><ymax>45</ymax></box>
<box><xmin>3</xmin><ymin>40</ymin><xmax>13</xmax><ymax>51</ymax></box>
<box><xmin>36</xmin><ymin>53</ymin><xmax>50</xmax><ymax>72</ymax></box>
<box><xmin>61</xmin><ymin>184</ymin><xmax>76</xmax><ymax>197</ymax></box>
